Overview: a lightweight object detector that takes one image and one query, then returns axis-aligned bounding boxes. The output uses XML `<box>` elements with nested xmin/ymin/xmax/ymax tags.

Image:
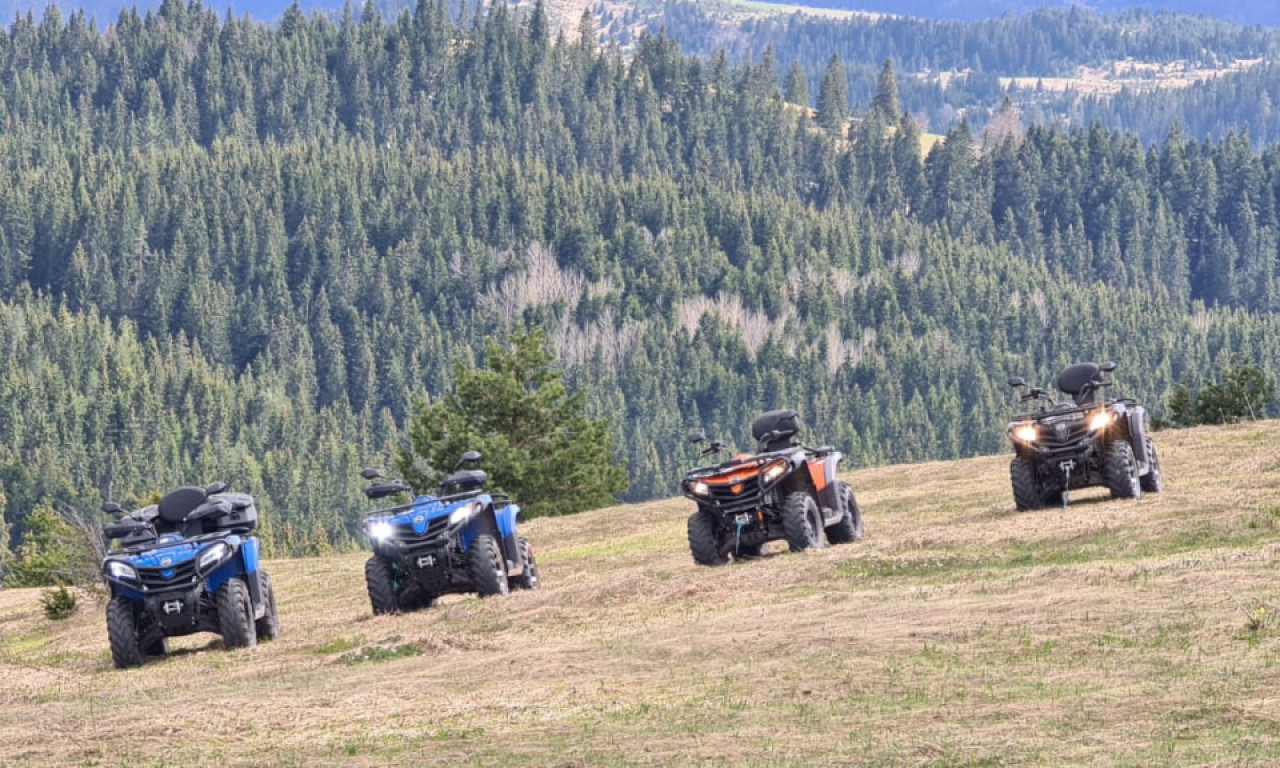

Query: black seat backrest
<box><xmin>1057</xmin><ymin>363</ymin><xmax>1102</xmax><ymax>406</ymax></box>
<box><xmin>752</xmin><ymin>409</ymin><xmax>800</xmax><ymax>452</ymax></box>
<box><xmin>440</xmin><ymin>469</ymin><xmax>487</xmax><ymax>494</ymax></box>
<box><xmin>157</xmin><ymin>486</ymin><xmax>208</xmax><ymax>534</ymax></box>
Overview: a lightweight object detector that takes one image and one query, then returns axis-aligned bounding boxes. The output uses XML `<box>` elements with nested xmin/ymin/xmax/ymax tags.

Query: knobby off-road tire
<box><xmin>1140</xmin><ymin>437</ymin><xmax>1164</xmax><ymax>493</ymax></box>
<box><xmin>1010</xmin><ymin>456</ymin><xmax>1044</xmax><ymax>511</ymax></box>
<box><xmin>782</xmin><ymin>492</ymin><xmax>825</xmax><ymax>552</ymax></box>
<box><xmin>825</xmin><ymin>483</ymin><xmax>864</xmax><ymax>544</ymax></box>
<box><xmin>217</xmin><ymin>578</ymin><xmax>258</xmax><ymax>649</ymax></box>
<box><xmin>1103</xmin><ymin>440</ymin><xmax>1143</xmax><ymax>500</ymax></box>
<box><xmin>365</xmin><ymin>555</ymin><xmax>400</xmax><ymax>615</ymax></box>
<box><xmin>255</xmin><ymin>571</ymin><xmax>280</xmax><ymax>641</ymax></box>
<box><xmin>687</xmin><ymin>508</ymin><xmax>727</xmax><ymax>566</ymax></box>
<box><xmin>106</xmin><ymin>595</ymin><xmax>144</xmax><ymax>669</ymax></box>
<box><xmin>512</xmin><ymin>537</ymin><xmax>541</xmax><ymax>589</ymax></box>
<box><xmin>468</xmin><ymin>535</ymin><xmax>510</xmax><ymax>597</ymax></box>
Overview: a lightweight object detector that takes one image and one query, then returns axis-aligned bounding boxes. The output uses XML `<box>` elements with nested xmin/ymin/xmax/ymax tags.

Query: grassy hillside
<box><xmin>4</xmin><ymin>422</ymin><xmax>1280</xmax><ymax>766</ymax></box>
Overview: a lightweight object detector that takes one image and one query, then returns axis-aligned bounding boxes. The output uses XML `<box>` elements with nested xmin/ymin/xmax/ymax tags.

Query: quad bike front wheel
<box><xmin>365</xmin><ymin>555</ymin><xmax>400</xmax><ymax>615</ymax></box>
<box><xmin>687</xmin><ymin>508</ymin><xmax>727</xmax><ymax>566</ymax></box>
<box><xmin>106</xmin><ymin>595</ymin><xmax>144</xmax><ymax>669</ymax></box>
<box><xmin>469</xmin><ymin>535</ymin><xmax>510</xmax><ymax>597</ymax></box>
<box><xmin>1140</xmin><ymin>437</ymin><xmax>1164</xmax><ymax>493</ymax></box>
<box><xmin>782</xmin><ymin>492</ymin><xmax>826</xmax><ymax>552</ymax></box>
<box><xmin>1103</xmin><ymin>440</ymin><xmax>1143</xmax><ymax>500</ymax></box>
<box><xmin>255</xmin><ymin>571</ymin><xmax>280</xmax><ymax>641</ymax></box>
<box><xmin>1010</xmin><ymin>456</ymin><xmax>1044</xmax><ymax>510</ymax></box>
<box><xmin>217</xmin><ymin>578</ymin><xmax>258</xmax><ymax>649</ymax></box>
<box><xmin>512</xmin><ymin>537</ymin><xmax>541</xmax><ymax>589</ymax></box>
<box><xmin>825</xmin><ymin>482</ymin><xmax>864</xmax><ymax>544</ymax></box>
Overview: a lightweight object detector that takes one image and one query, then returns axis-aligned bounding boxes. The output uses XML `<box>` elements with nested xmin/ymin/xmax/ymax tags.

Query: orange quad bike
<box><xmin>682</xmin><ymin>410</ymin><xmax>864</xmax><ymax>566</ymax></box>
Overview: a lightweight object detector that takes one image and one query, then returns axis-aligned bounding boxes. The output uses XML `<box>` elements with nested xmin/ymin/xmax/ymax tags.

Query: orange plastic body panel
<box><xmin>806</xmin><ymin>458</ymin><xmax>828</xmax><ymax>492</ymax></box>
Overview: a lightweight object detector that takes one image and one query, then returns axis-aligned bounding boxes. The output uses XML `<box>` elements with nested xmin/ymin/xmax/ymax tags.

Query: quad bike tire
<box><xmin>255</xmin><ymin>571</ymin><xmax>280</xmax><ymax>641</ymax></box>
<box><xmin>398</xmin><ymin>584</ymin><xmax>437</xmax><ymax>611</ymax></box>
<box><xmin>217</xmin><ymin>578</ymin><xmax>258</xmax><ymax>649</ymax></box>
<box><xmin>468</xmin><ymin>535</ymin><xmax>510</xmax><ymax>597</ymax></box>
<box><xmin>106</xmin><ymin>595</ymin><xmax>144</xmax><ymax>669</ymax></box>
<box><xmin>825</xmin><ymin>482</ymin><xmax>864</xmax><ymax>544</ymax></box>
<box><xmin>1140</xmin><ymin>437</ymin><xmax>1164</xmax><ymax>493</ymax></box>
<box><xmin>512</xmin><ymin>537</ymin><xmax>541</xmax><ymax>589</ymax></box>
<box><xmin>1010</xmin><ymin>456</ymin><xmax>1044</xmax><ymax>510</ymax></box>
<box><xmin>1103</xmin><ymin>440</ymin><xmax>1142</xmax><ymax>499</ymax></box>
<box><xmin>782</xmin><ymin>492</ymin><xmax>825</xmax><ymax>552</ymax></box>
<box><xmin>687</xmin><ymin>508</ymin><xmax>727</xmax><ymax>566</ymax></box>
<box><xmin>365</xmin><ymin>555</ymin><xmax>400</xmax><ymax>615</ymax></box>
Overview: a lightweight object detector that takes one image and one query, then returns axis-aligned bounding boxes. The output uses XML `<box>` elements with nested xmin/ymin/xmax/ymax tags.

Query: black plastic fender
<box><xmin>1126</xmin><ymin>405</ymin><xmax>1149</xmax><ymax>470</ymax></box>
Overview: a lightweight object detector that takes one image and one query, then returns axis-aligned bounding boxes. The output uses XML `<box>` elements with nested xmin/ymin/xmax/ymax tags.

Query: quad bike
<box><xmin>359</xmin><ymin>451</ymin><xmax>539</xmax><ymax>614</ymax></box>
<box><xmin>682</xmin><ymin>409</ymin><xmax>864</xmax><ymax>566</ymax></box>
<box><xmin>1007</xmin><ymin>361</ymin><xmax>1164</xmax><ymax>509</ymax></box>
<box><xmin>99</xmin><ymin>483</ymin><xmax>279</xmax><ymax>669</ymax></box>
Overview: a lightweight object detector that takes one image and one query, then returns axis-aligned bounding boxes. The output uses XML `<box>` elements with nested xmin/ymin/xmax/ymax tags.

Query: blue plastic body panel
<box><xmin>104</xmin><ymin>533</ymin><xmax>253</xmax><ymax>601</ymax></box>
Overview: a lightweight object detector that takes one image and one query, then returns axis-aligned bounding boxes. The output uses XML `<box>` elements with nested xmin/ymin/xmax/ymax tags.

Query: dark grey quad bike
<box><xmin>1006</xmin><ymin>361</ymin><xmax>1164</xmax><ymax>509</ymax></box>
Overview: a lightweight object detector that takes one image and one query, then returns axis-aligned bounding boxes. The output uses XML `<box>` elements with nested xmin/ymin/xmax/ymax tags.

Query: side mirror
<box><xmin>101</xmin><ymin>501</ymin><xmax>124</xmax><ymax>517</ymax></box>
<box><xmin>360</xmin><ymin>468</ymin><xmax>384</xmax><ymax>480</ymax></box>
<box><xmin>459</xmin><ymin>450</ymin><xmax>482</xmax><ymax>464</ymax></box>
<box><xmin>205</xmin><ymin>481</ymin><xmax>228</xmax><ymax>495</ymax></box>
<box><xmin>1100</xmin><ymin>361</ymin><xmax>1117</xmax><ymax>372</ymax></box>
<box><xmin>687</xmin><ymin>432</ymin><xmax>707</xmax><ymax>445</ymax></box>
<box><xmin>1008</xmin><ymin>376</ymin><xmax>1026</xmax><ymax>388</ymax></box>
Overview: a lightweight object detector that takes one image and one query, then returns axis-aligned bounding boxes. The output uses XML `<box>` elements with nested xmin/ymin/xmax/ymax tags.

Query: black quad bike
<box><xmin>1007</xmin><ymin>361</ymin><xmax>1164</xmax><ymax>509</ymax></box>
<box><xmin>682</xmin><ymin>409</ymin><xmax>864</xmax><ymax>565</ymax></box>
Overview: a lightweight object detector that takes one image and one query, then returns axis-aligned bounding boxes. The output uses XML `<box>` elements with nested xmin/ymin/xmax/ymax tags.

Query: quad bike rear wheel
<box><xmin>365</xmin><ymin>555</ymin><xmax>400</xmax><ymax>615</ymax></box>
<box><xmin>255</xmin><ymin>571</ymin><xmax>280</xmax><ymax>641</ymax></box>
<box><xmin>1103</xmin><ymin>440</ymin><xmax>1142</xmax><ymax>499</ymax></box>
<box><xmin>217</xmin><ymin>577</ymin><xmax>258</xmax><ymax>649</ymax></box>
<box><xmin>782</xmin><ymin>492</ymin><xmax>825</xmax><ymax>552</ymax></box>
<box><xmin>825</xmin><ymin>482</ymin><xmax>864</xmax><ymax>543</ymax></box>
<box><xmin>106</xmin><ymin>595</ymin><xmax>144</xmax><ymax>669</ymax></box>
<box><xmin>1010</xmin><ymin>456</ymin><xmax>1044</xmax><ymax>510</ymax></box>
<box><xmin>1140</xmin><ymin>437</ymin><xmax>1164</xmax><ymax>493</ymax></box>
<box><xmin>469</xmin><ymin>535</ymin><xmax>510</xmax><ymax>597</ymax></box>
<box><xmin>687</xmin><ymin>507</ymin><xmax>727</xmax><ymax>566</ymax></box>
<box><xmin>512</xmin><ymin>537</ymin><xmax>541</xmax><ymax>589</ymax></box>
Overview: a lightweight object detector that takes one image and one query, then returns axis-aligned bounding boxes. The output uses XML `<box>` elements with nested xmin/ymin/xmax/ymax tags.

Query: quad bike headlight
<box><xmin>1013</xmin><ymin>424</ymin><xmax>1038</xmax><ymax>443</ymax></box>
<box><xmin>105</xmin><ymin>560</ymin><xmax>138</xmax><ymax>582</ymax></box>
<box><xmin>449</xmin><ymin>502</ymin><xmax>479</xmax><ymax>526</ymax></box>
<box><xmin>690</xmin><ymin>481</ymin><xmax>710</xmax><ymax>497</ymax></box>
<box><xmin>761</xmin><ymin>461</ymin><xmax>788</xmax><ymax>485</ymax></box>
<box><xmin>1088</xmin><ymin>412</ymin><xmax>1113</xmax><ymax>432</ymax></box>
<box><xmin>368</xmin><ymin>521</ymin><xmax>394</xmax><ymax>542</ymax></box>
<box><xmin>197</xmin><ymin>542</ymin><xmax>232</xmax><ymax>573</ymax></box>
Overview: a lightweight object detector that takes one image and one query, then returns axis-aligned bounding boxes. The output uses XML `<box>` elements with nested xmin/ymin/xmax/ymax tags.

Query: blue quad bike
<box><xmin>99</xmin><ymin>482</ymin><xmax>279</xmax><ymax>668</ymax></box>
<box><xmin>359</xmin><ymin>451</ymin><xmax>540</xmax><ymax>615</ymax></box>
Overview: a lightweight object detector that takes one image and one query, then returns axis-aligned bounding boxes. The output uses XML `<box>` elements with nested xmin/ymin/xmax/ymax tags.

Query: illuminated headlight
<box><xmin>1088</xmin><ymin>412</ymin><xmax>1113</xmax><ymax>432</ymax></box>
<box><xmin>690</xmin><ymin>481</ymin><xmax>710</xmax><ymax>497</ymax></box>
<box><xmin>368</xmin><ymin>521</ymin><xmax>394</xmax><ymax>542</ymax></box>
<box><xmin>197</xmin><ymin>542</ymin><xmax>231</xmax><ymax>572</ymax></box>
<box><xmin>1013</xmin><ymin>424</ymin><xmax>1038</xmax><ymax>443</ymax></box>
<box><xmin>761</xmin><ymin>461</ymin><xmax>787</xmax><ymax>485</ymax></box>
<box><xmin>449</xmin><ymin>503</ymin><xmax>477</xmax><ymax>526</ymax></box>
<box><xmin>105</xmin><ymin>561</ymin><xmax>138</xmax><ymax>582</ymax></box>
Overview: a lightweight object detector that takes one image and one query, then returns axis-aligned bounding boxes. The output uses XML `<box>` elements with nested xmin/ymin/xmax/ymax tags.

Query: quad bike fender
<box><xmin>1125</xmin><ymin>406</ymin><xmax>1150</xmax><ymax>471</ymax></box>
<box><xmin>463</xmin><ymin>508</ymin><xmax>523</xmax><ymax>578</ymax></box>
<box><xmin>805</xmin><ymin>452</ymin><xmax>843</xmax><ymax>522</ymax></box>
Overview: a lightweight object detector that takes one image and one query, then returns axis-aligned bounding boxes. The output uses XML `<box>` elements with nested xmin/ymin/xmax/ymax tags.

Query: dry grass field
<box><xmin>4</xmin><ymin>422</ymin><xmax>1280</xmax><ymax>766</ymax></box>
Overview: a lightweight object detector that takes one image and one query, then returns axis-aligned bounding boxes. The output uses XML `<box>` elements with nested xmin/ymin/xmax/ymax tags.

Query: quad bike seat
<box><xmin>1057</xmin><ymin>363</ymin><xmax>1103</xmax><ymax>406</ymax></box>
<box><xmin>156</xmin><ymin>486</ymin><xmax>209</xmax><ymax>535</ymax></box>
<box><xmin>441</xmin><ymin>469</ymin><xmax>487</xmax><ymax>494</ymax></box>
<box><xmin>752</xmin><ymin>409</ymin><xmax>800</xmax><ymax>452</ymax></box>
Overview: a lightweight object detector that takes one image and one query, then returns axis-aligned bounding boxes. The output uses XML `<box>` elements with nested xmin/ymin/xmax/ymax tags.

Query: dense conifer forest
<box><xmin>1</xmin><ymin>0</ymin><xmax>1279</xmax><ymax>561</ymax></box>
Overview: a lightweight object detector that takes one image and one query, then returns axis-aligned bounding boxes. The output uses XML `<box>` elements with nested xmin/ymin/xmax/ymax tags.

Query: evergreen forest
<box><xmin>1</xmin><ymin>0</ymin><xmax>1280</xmax><ymax>563</ymax></box>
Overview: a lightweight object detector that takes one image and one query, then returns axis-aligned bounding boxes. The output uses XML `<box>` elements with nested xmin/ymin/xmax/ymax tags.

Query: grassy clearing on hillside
<box><xmin>4</xmin><ymin>423</ymin><xmax>1280</xmax><ymax>766</ymax></box>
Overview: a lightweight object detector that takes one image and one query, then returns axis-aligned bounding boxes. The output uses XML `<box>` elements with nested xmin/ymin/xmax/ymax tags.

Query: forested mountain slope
<box><xmin>1</xmin><ymin>1</ymin><xmax>1279</xmax><ymax>558</ymax></box>
<box><xmin>722</xmin><ymin>0</ymin><xmax>1280</xmax><ymax>26</ymax></box>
